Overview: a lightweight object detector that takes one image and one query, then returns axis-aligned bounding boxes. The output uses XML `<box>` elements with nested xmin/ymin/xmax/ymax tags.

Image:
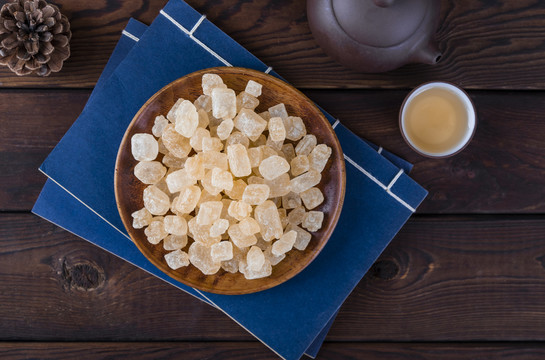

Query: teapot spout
<box><xmin>411</xmin><ymin>42</ymin><xmax>442</xmax><ymax>65</ymax></box>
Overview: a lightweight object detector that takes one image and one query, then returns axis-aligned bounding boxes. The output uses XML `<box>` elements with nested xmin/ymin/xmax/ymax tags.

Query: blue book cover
<box><xmin>33</xmin><ymin>18</ymin><xmax>333</xmax><ymax>358</ymax></box>
<box><xmin>37</xmin><ymin>2</ymin><xmax>427</xmax><ymax>359</ymax></box>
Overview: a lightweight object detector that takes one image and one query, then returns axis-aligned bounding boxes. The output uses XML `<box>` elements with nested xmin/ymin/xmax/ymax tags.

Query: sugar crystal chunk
<box><xmin>174</xmin><ymin>100</ymin><xmax>199</xmax><ymax>137</ymax></box>
<box><xmin>234</xmin><ymin>108</ymin><xmax>268</xmax><ymax>141</ymax></box>
<box><xmin>225</xmin><ymin>131</ymin><xmax>250</xmax><ymax>148</ymax></box>
<box><xmin>196</xmin><ymin>201</ymin><xmax>223</xmax><ymax>226</ymax></box>
<box><xmin>134</xmin><ymin>161</ymin><xmax>166</xmax><ymax>185</ymax></box>
<box><xmin>302</xmin><ymin>211</ymin><xmax>324</xmax><ymax>232</ymax></box>
<box><xmin>264</xmin><ymin>245</ymin><xmax>285</xmax><ymax>265</ymax></box>
<box><xmin>259</xmin><ymin>155</ymin><xmax>290</xmax><ymax>181</ymax></box>
<box><xmin>247</xmin><ymin>246</ymin><xmax>265</xmax><ymax>271</ymax></box>
<box><xmin>155</xmin><ymin>178</ymin><xmax>171</xmax><ymax>197</ymax></box>
<box><xmin>164</xmin><ymin>249</ymin><xmax>190</xmax><ymax>269</ymax></box>
<box><xmin>202</xmin><ymin>137</ymin><xmax>223</xmax><ymax>152</ymax></box>
<box><xmin>174</xmin><ymin>185</ymin><xmax>201</xmax><ymax>214</ymax></box>
<box><xmin>167</xmin><ymin>98</ymin><xmax>184</xmax><ymax>122</ymax></box>
<box><xmin>278</xmin><ymin>208</ymin><xmax>288</xmax><ymax>229</ymax></box>
<box><xmin>239</xmin><ymin>217</ymin><xmax>261</xmax><ymax>235</ymax></box>
<box><xmin>225</xmin><ymin>179</ymin><xmax>247</xmax><ymax>201</ymax></box>
<box><xmin>265</xmin><ymin>173</ymin><xmax>291</xmax><ymax>198</ymax></box>
<box><xmin>166</xmin><ymin>169</ymin><xmax>196</xmax><ymax>193</ymax></box>
<box><xmin>202</xmin><ymin>74</ymin><xmax>226</xmax><ymax>96</ymax></box>
<box><xmin>163</xmin><ymin>234</ymin><xmax>188</xmax><ymax>251</ymax></box>
<box><xmin>239</xmin><ymin>257</ymin><xmax>272</xmax><ymax>279</ymax></box>
<box><xmin>190</xmin><ymin>127</ymin><xmax>210</xmax><ymax>151</ymax></box>
<box><xmin>268</xmin><ymin>116</ymin><xmax>286</xmax><ymax>142</ymax></box>
<box><xmin>227</xmin><ymin>144</ymin><xmax>252</xmax><ymax>177</ymax></box>
<box><xmin>309</xmin><ymin>144</ymin><xmax>332</xmax><ymax>172</ymax></box>
<box><xmin>290</xmin><ymin>169</ymin><xmax>321</xmax><ymax>194</ymax></box>
<box><xmin>152</xmin><ymin>115</ymin><xmax>169</xmax><ymax>137</ymax></box>
<box><xmin>266</xmin><ymin>137</ymin><xmax>284</xmax><ymax>153</ymax></box>
<box><xmin>212</xmin><ymin>87</ymin><xmax>236</xmax><ymax>120</ymax></box>
<box><xmin>184</xmin><ymin>156</ymin><xmax>205</xmax><ymax>180</ymax></box>
<box><xmin>131</xmin><ymin>208</ymin><xmax>152</xmax><ymax>229</ymax></box>
<box><xmin>143</xmin><ymin>186</ymin><xmax>170</xmax><ymax>215</ymax></box>
<box><xmin>272</xmin><ymin>230</ymin><xmax>297</xmax><ymax>256</ymax></box>
<box><xmin>247</xmin><ymin>176</ymin><xmax>265</xmax><ymax>185</ymax></box>
<box><xmin>197</xmin><ymin>189</ymin><xmax>222</xmax><ymax>208</ymax></box>
<box><xmin>194</xmin><ymin>94</ymin><xmax>212</xmax><ymax>112</ymax></box>
<box><xmin>286</xmin><ymin>223</ymin><xmax>312</xmax><ymax>250</ymax></box>
<box><xmin>201</xmin><ymin>169</ymin><xmax>223</xmax><ymax>195</ymax></box>
<box><xmin>228</xmin><ymin>200</ymin><xmax>253</xmax><ymax>221</ymax></box>
<box><xmin>288</xmin><ymin>205</ymin><xmax>306</xmax><ymax>225</ymax></box>
<box><xmin>272</xmin><ymin>196</ymin><xmax>282</xmax><ymax>208</ymax></box>
<box><xmin>295</xmin><ymin>134</ymin><xmax>317</xmax><ymax>156</ymax></box>
<box><xmin>284</xmin><ymin>116</ymin><xmax>307</xmax><ymax>141</ymax></box>
<box><xmin>211</xmin><ymin>241</ymin><xmax>233</xmax><ymax>261</ymax></box>
<box><xmin>261</xmin><ymin>145</ymin><xmax>278</xmax><ymax>159</ymax></box>
<box><xmin>188</xmin><ymin>241</ymin><xmax>221</xmax><ymax>275</ymax></box>
<box><xmin>300</xmin><ymin>187</ymin><xmax>324</xmax><ymax>210</ymax></box>
<box><xmin>163</xmin><ymin>215</ymin><xmax>188</xmax><ymax>236</ymax></box>
<box><xmin>188</xmin><ymin>217</ymin><xmax>221</xmax><ymax>247</ymax></box>
<box><xmin>145</xmin><ymin>218</ymin><xmax>168</xmax><ymax>244</ymax></box>
<box><xmin>221</xmin><ymin>245</ymin><xmax>248</xmax><ymax>273</ymax></box>
<box><xmin>198</xmin><ymin>109</ymin><xmax>210</xmax><ymax>128</ymax></box>
<box><xmin>211</xmin><ymin>167</ymin><xmax>233</xmax><ymax>191</ymax></box>
<box><xmin>281</xmin><ymin>143</ymin><xmax>296</xmax><ymax>163</ymax></box>
<box><xmin>282</xmin><ymin>192</ymin><xmax>302</xmax><ymax>209</ymax></box>
<box><xmin>200</xmin><ymin>150</ymin><xmax>228</xmax><ymax>170</ymax></box>
<box><xmin>162</xmin><ymin>153</ymin><xmax>186</xmax><ymax>169</ymax></box>
<box><xmin>162</xmin><ymin>124</ymin><xmax>192</xmax><ymax>158</ymax></box>
<box><xmin>228</xmin><ymin>223</ymin><xmax>257</xmax><ymax>248</ymax></box>
<box><xmin>236</xmin><ymin>91</ymin><xmax>259</xmax><ymax>113</ymax></box>
<box><xmin>210</xmin><ymin>219</ymin><xmax>229</xmax><ymax>237</ymax></box>
<box><xmin>247</xmin><ymin>146</ymin><xmax>263</xmax><ymax>168</ymax></box>
<box><xmin>216</xmin><ymin>118</ymin><xmax>234</xmax><ymax>140</ymax></box>
<box><xmin>131</xmin><ymin>133</ymin><xmax>158</xmax><ymax>161</ymax></box>
<box><xmin>268</xmin><ymin>103</ymin><xmax>288</xmax><ymax>119</ymax></box>
<box><xmin>158</xmin><ymin>138</ymin><xmax>168</xmax><ymax>154</ymax></box>
<box><xmin>245</xmin><ymin>80</ymin><xmax>262</xmax><ymax>97</ymax></box>
<box><xmin>252</xmin><ymin>134</ymin><xmax>267</xmax><ymax>147</ymax></box>
<box><xmin>254</xmin><ymin>200</ymin><xmax>283</xmax><ymax>241</ymax></box>
<box><xmin>242</xmin><ymin>184</ymin><xmax>270</xmax><ymax>205</ymax></box>
<box><xmin>290</xmin><ymin>155</ymin><xmax>310</xmax><ymax>177</ymax></box>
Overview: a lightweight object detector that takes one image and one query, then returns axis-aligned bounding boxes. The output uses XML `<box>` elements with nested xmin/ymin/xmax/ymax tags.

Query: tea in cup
<box><xmin>400</xmin><ymin>82</ymin><xmax>476</xmax><ymax>157</ymax></box>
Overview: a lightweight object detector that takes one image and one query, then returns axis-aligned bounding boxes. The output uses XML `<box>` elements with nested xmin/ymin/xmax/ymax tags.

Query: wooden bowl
<box><xmin>115</xmin><ymin>67</ymin><xmax>345</xmax><ymax>295</ymax></box>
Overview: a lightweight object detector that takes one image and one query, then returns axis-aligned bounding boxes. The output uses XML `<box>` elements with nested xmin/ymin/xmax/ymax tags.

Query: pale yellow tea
<box><xmin>403</xmin><ymin>87</ymin><xmax>469</xmax><ymax>155</ymax></box>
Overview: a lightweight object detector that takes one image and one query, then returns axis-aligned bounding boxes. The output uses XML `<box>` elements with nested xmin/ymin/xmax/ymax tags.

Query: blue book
<box><xmin>37</xmin><ymin>1</ymin><xmax>427</xmax><ymax>359</ymax></box>
<box><xmin>33</xmin><ymin>18</ymin><xmax>332</xmax><ymax>358</ymax></box>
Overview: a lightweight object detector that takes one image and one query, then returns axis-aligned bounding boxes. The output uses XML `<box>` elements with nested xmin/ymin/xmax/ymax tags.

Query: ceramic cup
<box><xmin>399</xmin><ymin>82</ymin><xmax>476</xmax><ymax>158</ymax></box>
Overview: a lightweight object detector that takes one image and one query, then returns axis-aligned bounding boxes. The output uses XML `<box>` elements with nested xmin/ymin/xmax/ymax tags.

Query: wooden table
<box><xmin>2</xmin><ymin>0</ymin><xmax>545</xmax><ymax>358</ymax></box>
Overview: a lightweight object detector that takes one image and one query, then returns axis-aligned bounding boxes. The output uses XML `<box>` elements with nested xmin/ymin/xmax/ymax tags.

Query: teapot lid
<box><xmin>331</xmin><ymin>0</ymin><xmax>429</xmax><ymax>47</ymax></box>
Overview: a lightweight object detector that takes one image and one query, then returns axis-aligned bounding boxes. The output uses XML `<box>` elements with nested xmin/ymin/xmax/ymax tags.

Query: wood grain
<box><xmin>3</xmin><ymin>213</ymin><xmax>545</xmax><ymax>342</ymax></box>
<box><xmin>3</xmin><ymin>89</ymin><xmax>545</xmax><ymax>213</ymax></box>
<box><xmin>0</xmin><ymin>90</ymin><xmax>90</xmax><ymax>211</ymax></box>
<box><xmin>1</xmin><ymin>0</ymin><xmax>545</xmax><ymax>89</ymax></box>
<box><xmin>2</xmin><ymin>342</ymin><xmax>545</xmax><ymax>360</ymax></box>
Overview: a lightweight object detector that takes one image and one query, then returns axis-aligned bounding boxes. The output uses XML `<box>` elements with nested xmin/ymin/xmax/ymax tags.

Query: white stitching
<box><xmin>122</xmin><ymin>30</ymin><xmax>140</xmax><ymax>42</ymax></box>
<box><xmin>160</xmin><ymin>10</ymin><xmax>232</xmax><ymax>67</ymax></box>
<box><xmin>189</xmin><ymin>14</ymin><xmax>206</xmax><ymax>35</ymax></box>
<box><xmin>344</xmin><ymin>155</ymin><xmax>415</xmax><ymax>212</ymax></box>
<box><xmin>332</xmin><ymin>119</ymin><xmax>340</xmax><ymax>129</ymax></box>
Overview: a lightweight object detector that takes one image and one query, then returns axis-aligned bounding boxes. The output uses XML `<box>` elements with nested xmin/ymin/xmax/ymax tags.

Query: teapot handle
<box><xmin>373</xmin><ymin>0</ymin><xmax>395</xmax><ymax>7</ymax></box>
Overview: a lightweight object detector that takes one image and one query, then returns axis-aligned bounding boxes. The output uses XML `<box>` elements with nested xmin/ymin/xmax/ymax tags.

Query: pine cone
<box><xmin>0</xmin><ymin>0</ymin><xmax>71</xmax><ymax>76</ymax></box>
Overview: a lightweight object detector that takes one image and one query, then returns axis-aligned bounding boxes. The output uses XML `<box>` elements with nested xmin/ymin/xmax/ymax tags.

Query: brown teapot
<box><xmin>307</xmin><ymin>0</ymin><xmax>442</xmax><ymax>73</ymax></box>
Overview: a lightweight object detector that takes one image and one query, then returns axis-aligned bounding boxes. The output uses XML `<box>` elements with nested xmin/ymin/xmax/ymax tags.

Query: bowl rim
<box><xmin>114</xmin><ymin>66</ymin><xmax>346</xmax><ymax>294</ymax></box>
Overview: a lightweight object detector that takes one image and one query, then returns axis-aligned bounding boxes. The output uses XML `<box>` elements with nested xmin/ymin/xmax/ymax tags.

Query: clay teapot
<box><xmin>307</xmin><ymin>0</ymin><xmax>442</xmax><ymax>73</ymax></box>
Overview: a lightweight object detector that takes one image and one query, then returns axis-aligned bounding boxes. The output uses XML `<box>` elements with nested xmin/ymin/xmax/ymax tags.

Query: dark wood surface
<box><xmin>2</xmin><ymin>0</ymin><xmax>545</xmax><ymax>359</ymax></box>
